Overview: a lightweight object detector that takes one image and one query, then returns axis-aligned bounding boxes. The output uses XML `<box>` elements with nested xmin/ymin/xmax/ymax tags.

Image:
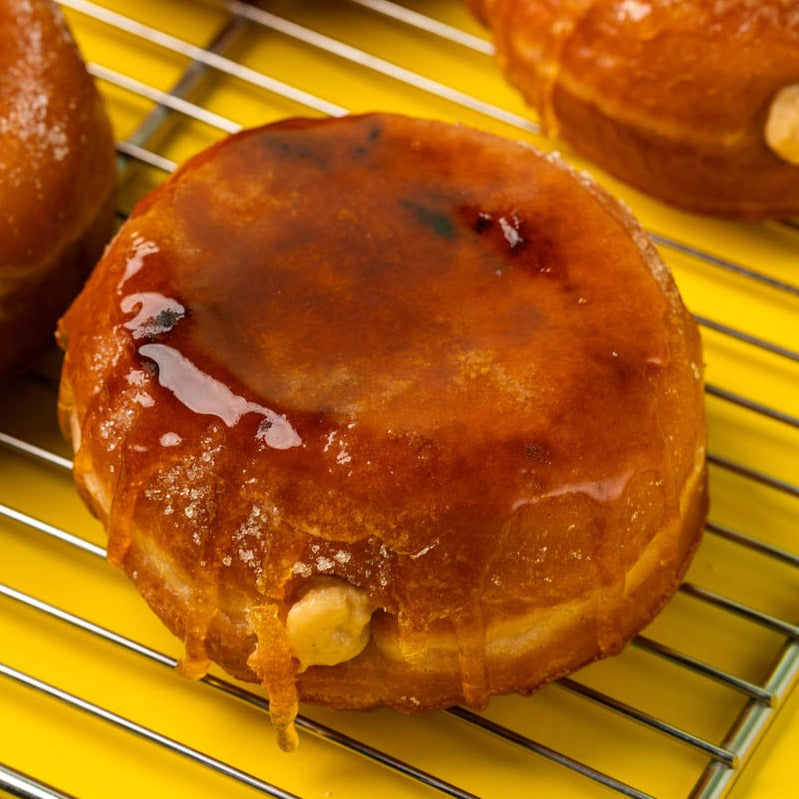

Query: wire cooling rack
<box><xmin>1</xmin><ymin>2</ymin><xmax>798</xmax><ymax>798</ymax></box>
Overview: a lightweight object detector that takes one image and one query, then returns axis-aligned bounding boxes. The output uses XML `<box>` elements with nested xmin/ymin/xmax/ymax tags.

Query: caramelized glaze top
<box><xmin>60</xmin><ymin>113</ymin><xmax>703</xmax><ymax>625</ymax></box>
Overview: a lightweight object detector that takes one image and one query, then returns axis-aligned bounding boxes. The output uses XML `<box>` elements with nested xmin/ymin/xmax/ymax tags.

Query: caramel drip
<box><xmin>105</xmin><ymin>528</ymin><xmax>132</xmax><ymax>568</ymax></box>
<box><xmin>651</xmin><ymin>369</ymin><xmax>684</xmax><ymax>573</ymax></box>
<box><xmin>177</xmin><ymin>525</ymin><xmax>225</xmax><ymax>681</ymax></box>
<box><xmin>100</xmin><ymin>453</ymin><xmax>134</xmax><ymax>569</ymax></box>
<box><xmin>454</xmin><ymin>600</ymin><xmax>489</xmax><ymax>708</ymax></box>
<box><xmin>178</xmin><ymin>440</ymin><xmax>228</xmax><ymax>680</ymax></box>
<box><xmin>177</xmin><ymin>589</ymin><xmax>215</xmax><ymax>679</ymax></box>
<box><xmin>75</xmin><ymin>342</ymin><xmax>149</xmax><ymax>568</ymax></box>
<box><xmin>76</xmin><ymin>394</ymin><xmax>131</xmax><ymax>566</ymax></box>
<box><xmin>396</xmin><ymin>609</ymin><xmax>431</xmax><ymax>663</ymax></box>
<box><xmin>593</xmin><ymin>519</ymin><xmax>627</xmax><ymax>656</ymax></box>
<box><xmin>247</xmin><ymin>604</ymin><xmax>300</xmax><ymax>752</ymax></box>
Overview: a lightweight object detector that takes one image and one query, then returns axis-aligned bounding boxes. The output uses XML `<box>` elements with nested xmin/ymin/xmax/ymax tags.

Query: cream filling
<box><xmin>285</xmin><ymin>578</ymin><xmax>374</xmax><ymax>671</ymax></box>
<box><xmin>765</xmin><ymin>84</ymin><xmax>799</xmax><ymax>165</ymax></box>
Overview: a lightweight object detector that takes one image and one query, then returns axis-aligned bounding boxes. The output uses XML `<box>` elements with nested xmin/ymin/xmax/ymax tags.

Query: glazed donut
<box><xmin>57</xmin><ymin>113</ymin><xmax>707</xmax><ymax>750</ymax></box>
<box><xmin>0</xmin><ymin>0</ymin><xmax>116</xmax><ymax>377</ymax></box>
<box><xmin>469</xmin><ymin>0</ymin><xmax>799</xmax><ymax>218</ymax></box>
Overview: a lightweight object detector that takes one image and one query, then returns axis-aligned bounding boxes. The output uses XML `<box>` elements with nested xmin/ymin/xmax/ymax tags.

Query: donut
<box><xmin>0</xmin><ymin>0</ymin><xmax>116</xmax><ymax>378</ymax></box>
<box><xmin>469</xmin><ymin>0</ymin><xmax>799</xmax><ymax>218</ymax></box>
<box><xmin>56</xmin><ymin>113</ymin><xmax>708</xmax><ymax>750</ymax></box>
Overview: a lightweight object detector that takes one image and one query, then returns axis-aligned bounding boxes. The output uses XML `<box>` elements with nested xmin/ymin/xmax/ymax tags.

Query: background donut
<box><xmin>469</xmin><ymin>0</ymin><xmax>799</xmax><ymax>217</ymax></box>
<box><xmin>0</xmin><ymin>0</ymin><xmax>116</xmax><ymax>378</ymax></box>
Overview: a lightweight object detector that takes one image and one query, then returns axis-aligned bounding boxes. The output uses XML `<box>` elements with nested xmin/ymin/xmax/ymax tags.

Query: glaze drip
<box><xmin>454</xmin><ymin>603</ymin><xmax>490</xmax><ymax>707</ymax></box>
<box><xmin>247</xmin><ymin>604</ymin><xmax>300</xmax><ymax>752</ymax></box>
<box><xmin>177</xmin><ymin>590</ymin><xmax>215</xmax><ymax>679</ymax></box>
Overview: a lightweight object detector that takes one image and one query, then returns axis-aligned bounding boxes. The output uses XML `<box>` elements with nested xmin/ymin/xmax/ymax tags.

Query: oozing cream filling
<box><xmin>765</xmin><ymin>84</ymin><xmax>799</xmax><ymax>165</ymax></box>
<box><xmin>285</xmin><ymin>578</ymin><xmax>374</xmax><ymax>671</ymax></box>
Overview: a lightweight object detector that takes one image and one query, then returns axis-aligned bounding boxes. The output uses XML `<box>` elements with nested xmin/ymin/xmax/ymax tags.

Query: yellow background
<box><xmin>1</xmin><ymin>1</ymin><xmax>797</xmax><ymax>797</ymax></box>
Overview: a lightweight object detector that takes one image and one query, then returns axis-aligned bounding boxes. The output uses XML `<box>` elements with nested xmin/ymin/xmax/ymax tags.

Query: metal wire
<box><xmin>0</xmin><ymin>763</ymin><xmax>77</xmax><ymax>799</ymax></box>
<box><xmin>678</xmin><ymin>584</ymin><xmax>799</xmax><ymax>641</ymax></box>
<box><xmin>0</xmin><ymin>581</ymin><xmax>479</xmax><ymax>799</ymax></box>
<box><xmin>1</xmin><ymin>2</ymin><xmax>797</xmax><ymax>798</ymax></box>
<box><xmin>88</xmin><ymin>62</ymin><xmax>242</xmax><ymax>135</ymax></box>
<box><xmin>60</xmin><ymin>0</ymin><xmax>348</xmax><ymax>116</ymax></box>
<box><xmin>0</xmin><ymin>663</ymin><xmax>302</xmax><ymax>799</ymax></box>
<box><xmin>347</xmin><ymin>0</ymin><xmax>496</xmax><ymax>54</ymax></box>
<box><xmin>556</xmin><ymin>679</ymin><xmax>738</xmax><ymax>767</ymax></box>
<box><xmin>631</xmin><ymin>637</ymin><xmax>775</xmax><ymax>706</ymax></box>
<box><xmin>703</xmin><ymin>385</ymin><xmax>799</xmax><ymax>430</ymax></box>
<box><xmin>689</xmin><ymin>638</ymin><xmax>799</xmax><ymax>799</ymax></box>
<box><xmin>705</xmin><ymin>521</ymin><xmax>799</xmax><ymax>569</ymax></box>
<box><xmin>706</xmin><ymin>455</ymin><xmax>799</xmax><ymax>500</ymax></box>
<box><xmin>695</xmin><ymin>316</ymin><xmax>799</xmax><ymax>364</ymax></box>
<box><xmin>445</xmin><ymin>705</ymin><xmax>658</xmax><ymax>799</ymax></box>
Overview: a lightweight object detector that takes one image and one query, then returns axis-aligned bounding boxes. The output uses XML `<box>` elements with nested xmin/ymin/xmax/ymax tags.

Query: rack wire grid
<box><xmin>1</xmin><ymin>1</ymin><xmax>797</xmax><ymax>798</ymax></box>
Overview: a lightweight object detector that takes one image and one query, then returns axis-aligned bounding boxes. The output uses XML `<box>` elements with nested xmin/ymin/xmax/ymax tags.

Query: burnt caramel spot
<box><xmin>473</xmin><ymin>211</ymin><xmax>493</xmax><ymax>234</ymax></box>
<box><xmin>354</xmin><ymin>123</ymin><xmax>385</xmax><ymax>157</ymax></box>
<box><xmin>259</xmin><ymin>133</ymin><xmax>332</xmax><ymax>172</ymax></box>
<box><xmin>153</xmin><ymin>307</ymin><xmax>184</xmax><ymax>336</ymax></box>
<box><xmin>458</xmin><ymin>204</ymin><xmax>566</xmax><ymax>281</ymax></box>
<box><xmin>516</xmin><ymin>228</ymin><xmax>565</xmax><ymax>280</ymax></box>
<box><xmin>400</xmin><ymin>199</ymin><xmax>456</xmax><ymax>239</ymax></box>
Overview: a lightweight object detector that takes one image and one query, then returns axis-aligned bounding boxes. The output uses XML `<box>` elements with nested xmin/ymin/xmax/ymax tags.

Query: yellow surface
<box><xmin>1</xmin><ymin>1</ymin><xmax>798</xmax><ymax>798</ymax></box>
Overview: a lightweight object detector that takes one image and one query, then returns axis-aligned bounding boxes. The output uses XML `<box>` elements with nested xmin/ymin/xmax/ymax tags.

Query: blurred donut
<box><xmin>470</xmin><ymin>0</ymin><xmax>799</xmax><ymax>217</ymax></box>
<box><xmin>0</xmin><ymin>0</ymin><xmax>116</xmax><ymax>377</ymax></box>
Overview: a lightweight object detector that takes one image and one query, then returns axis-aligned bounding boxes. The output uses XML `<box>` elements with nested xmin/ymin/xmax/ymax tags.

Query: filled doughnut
<box><xmin>469</xmin><ymin>0</ymin><xmax>799</xmax><ymax>218</ymax></box>
<box><xmin>0</xmin><ymin>0</ymin><xmax>116</xmax><ymax>377</ymax></box>
<box><xmin>57</xmin><ymin>113</ymin><xmax>708</xmax><ymax>750</ymax></box>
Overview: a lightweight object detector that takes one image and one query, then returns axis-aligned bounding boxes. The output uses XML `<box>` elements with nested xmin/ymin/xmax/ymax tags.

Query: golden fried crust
<box><xmin>0</xmin><ymin>0</ymin><xmax>116</xmax><ymax>377</ymax></box>
<box><xmin>57</xmin><ymin>114</ymin><xmax>706</xmax><ymax>745</ymax></box>
<box><xmin>470</xmin><ymin>0</ymin><xmax>799</xmax><ymax>217</ymax></box>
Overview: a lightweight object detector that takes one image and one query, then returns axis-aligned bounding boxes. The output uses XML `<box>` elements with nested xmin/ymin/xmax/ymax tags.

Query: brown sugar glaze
<box><xmin>58</xmin><ymin>114</ymin><xmax>705</xmax><ymax>746</ymax></box>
